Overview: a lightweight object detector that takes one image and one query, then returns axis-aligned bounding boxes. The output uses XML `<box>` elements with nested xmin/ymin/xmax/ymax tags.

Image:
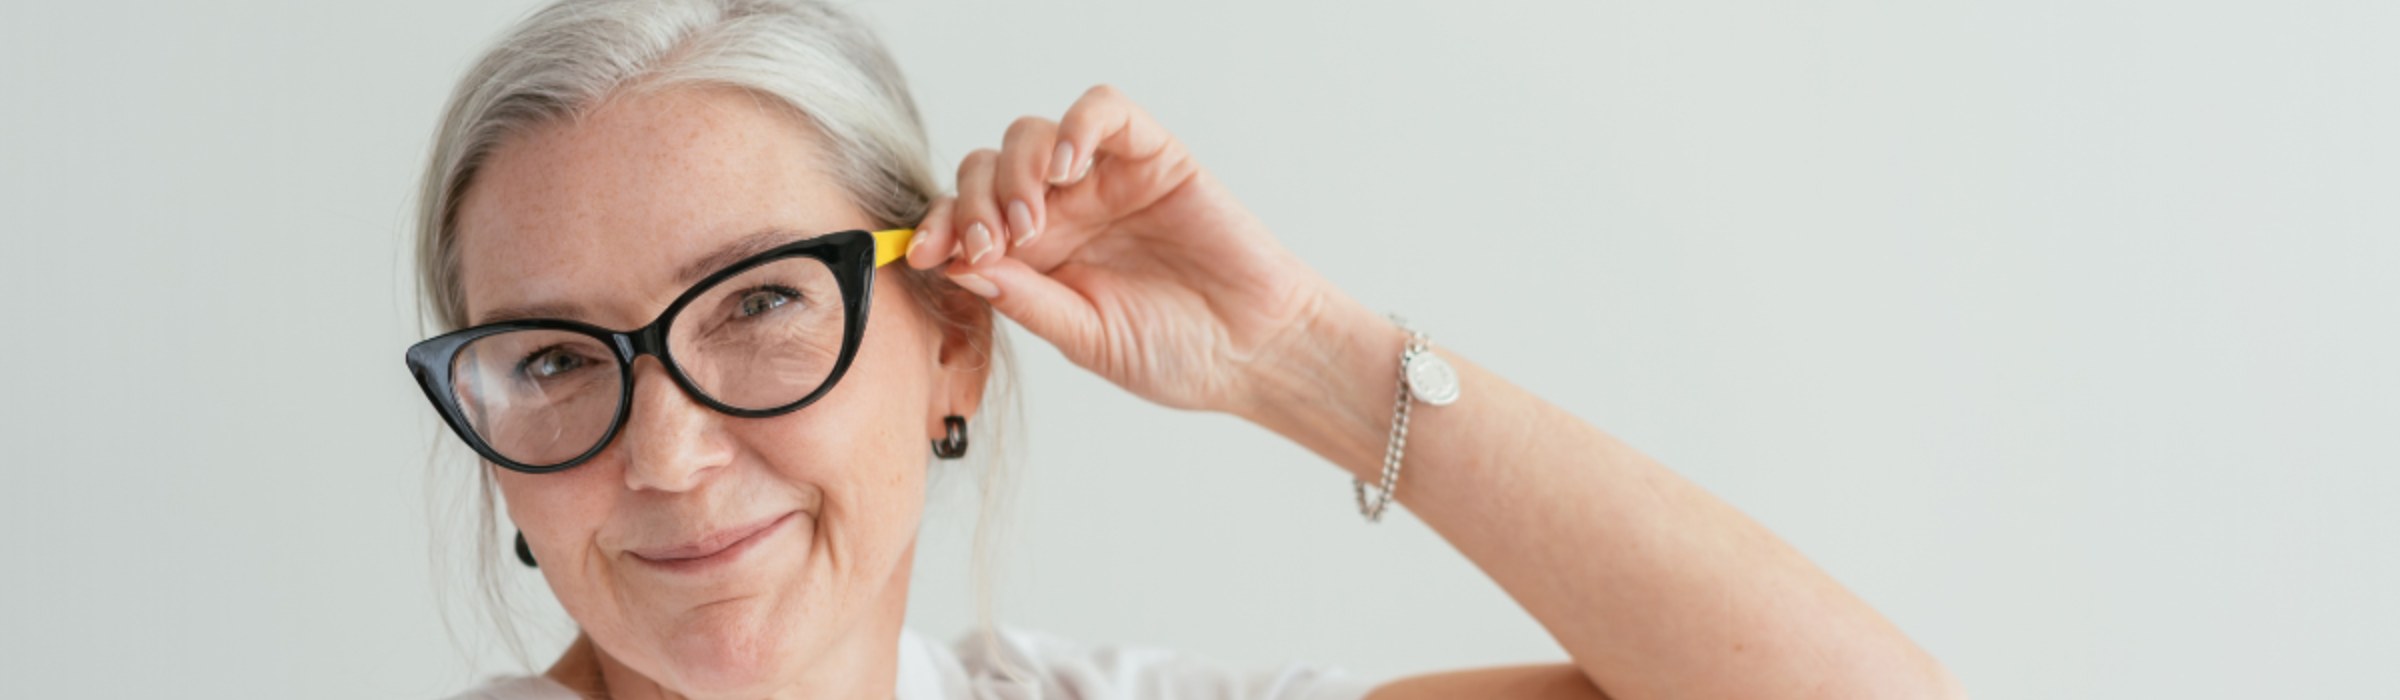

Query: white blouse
<box><xmin>441</xmin><ymin>627</ymin><xmax>1384</xmax><ymax>700</ymax></box>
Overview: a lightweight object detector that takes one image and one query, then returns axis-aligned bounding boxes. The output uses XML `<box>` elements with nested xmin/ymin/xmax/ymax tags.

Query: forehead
<box><xmin>453</xmin><ymin>85</ymin><xmax>864</xmax><ymax>328</ymax></box>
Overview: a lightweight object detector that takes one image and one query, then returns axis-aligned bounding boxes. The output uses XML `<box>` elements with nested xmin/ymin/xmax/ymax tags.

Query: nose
<box><xmin>614</xmin><ymin>356</ymin><xmax>735</xmax><ymax>492</ymax></box>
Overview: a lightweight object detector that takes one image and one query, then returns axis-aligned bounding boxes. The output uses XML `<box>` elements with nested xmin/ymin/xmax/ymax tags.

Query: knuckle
<box><xmin>1005</xmin><ymin>115</ymin><xmax>1050</xmax><ymax>139</ymax></box>
<box><xmin>957</xmin><ymin>150</ymin><xmax>997</xmax><ymax>180</ymax></box>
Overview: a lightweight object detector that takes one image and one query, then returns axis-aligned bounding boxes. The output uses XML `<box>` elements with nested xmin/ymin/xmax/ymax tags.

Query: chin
<box><xmin>623</xmin><ymin>582</ymin><xmax>826</xmax><ymax>694</ymax></box>
<box><xmin>653</xmin><ymin>609</ymin><xmax>801</xmax><ymax>696</ymax></box>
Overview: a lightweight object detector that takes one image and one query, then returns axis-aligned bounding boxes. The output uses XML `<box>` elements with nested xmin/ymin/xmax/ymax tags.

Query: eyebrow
<box><xmin>469</xmin><ymin>227</ymin><xmax>821</xmax><ymax>327</ymax></box>
<box><xmin>672</xmin><ymin>226</ymin><xmax>816</xmax><ymax>288</ymax></box>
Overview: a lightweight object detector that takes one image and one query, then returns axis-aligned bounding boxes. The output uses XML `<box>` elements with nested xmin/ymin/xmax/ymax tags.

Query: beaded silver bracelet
<box><xmin>1354</xmin><ymin>314</ymin><xmax>1460</xmax><ymax>522</ymax></box>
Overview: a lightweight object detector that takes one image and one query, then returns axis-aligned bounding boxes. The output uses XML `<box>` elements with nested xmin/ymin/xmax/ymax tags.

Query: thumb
<box><xmin>948</xmin><ymin>257</ymin><xmax>1100</xmax><ymax>357</ymax></box>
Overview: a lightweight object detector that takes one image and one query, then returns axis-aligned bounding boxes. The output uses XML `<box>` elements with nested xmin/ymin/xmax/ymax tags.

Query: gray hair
<box><xmin>412</xmin><ymin>0</ymin><xmax>1020</xmax><ymax>677</ymax></box>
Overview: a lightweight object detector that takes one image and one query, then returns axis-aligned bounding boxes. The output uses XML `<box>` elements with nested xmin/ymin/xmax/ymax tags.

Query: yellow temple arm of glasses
<box><xmin>872</xmin><ymin>228</ymin><xmax>916</xmax><ymax>268</ymax></box>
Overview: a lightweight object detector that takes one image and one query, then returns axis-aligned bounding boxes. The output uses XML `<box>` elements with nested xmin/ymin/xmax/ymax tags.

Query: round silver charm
<box><xmin>1403</xmin><ymin>350</ymin><xmax>1461</xmax><ymax>406</ymax></box>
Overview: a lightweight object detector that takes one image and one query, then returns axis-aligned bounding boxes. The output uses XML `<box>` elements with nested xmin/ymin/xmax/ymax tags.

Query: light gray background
<box><xmin>2</xmin><ymin>0</ymin><xmax>2393</xmax><ymax>697</ymax></box>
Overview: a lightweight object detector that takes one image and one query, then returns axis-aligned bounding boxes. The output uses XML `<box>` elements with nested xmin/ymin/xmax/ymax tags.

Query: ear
<box><xmin>921</xmin><ymin>280</ymin><xmax>996</xmax><ymax>440</ymax></box>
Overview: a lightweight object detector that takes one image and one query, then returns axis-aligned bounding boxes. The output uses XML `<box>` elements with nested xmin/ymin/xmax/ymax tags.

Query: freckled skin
<box><xmin>453</xmin><ymin>86</ymin><xmax>986</xmax><ymax>699</ymax></box>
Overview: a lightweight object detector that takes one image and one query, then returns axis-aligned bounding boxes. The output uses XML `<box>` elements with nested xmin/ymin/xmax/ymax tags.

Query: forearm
<box><xmin>1243</xmin><ymin>292</ymin><xmax>1962</xmax><ymax>700</ymax></box>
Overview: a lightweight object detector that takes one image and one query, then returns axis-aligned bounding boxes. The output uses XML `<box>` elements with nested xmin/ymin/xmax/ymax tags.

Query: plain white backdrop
<box><xmin>3</xmin><ymin>0</ymin><xmax>2394</xmax><ymax>697</ymax></box>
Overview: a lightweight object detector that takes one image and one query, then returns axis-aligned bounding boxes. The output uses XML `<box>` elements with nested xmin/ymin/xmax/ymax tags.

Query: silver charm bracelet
<box><xmin>1354</xmin><ymin>314</ymin><xmax>1459</xmax><ymax>522</ymax></box>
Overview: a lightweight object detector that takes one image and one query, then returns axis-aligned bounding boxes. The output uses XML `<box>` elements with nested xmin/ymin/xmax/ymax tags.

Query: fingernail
<box><xmin>906</xmin><ymin>230</ymin><xmax>929</xmax><ymax>263</ymax></box>
<box><xmin>950</xmin><ymin>273</ymin><xmax>998</xmax><ymax>298</ymax></box>
<box><xmin>1048</xmin><ymin>142</ymin><xmax>1075</xmax><ymax>184</ymax></box>
<box><xmin>966</xmin><ymin>222</ymin><xmax>992</xmax><ymax>264</ymax></box>
<box><xmin>1072</xmin><ymin>152</ymin><xmax>1094</xmax><ymax>182</ymax></box>
<box><xmin>1007</xmin><ymin>200</ymin><xmax>1038</xmax><ymax>245</ymax></box>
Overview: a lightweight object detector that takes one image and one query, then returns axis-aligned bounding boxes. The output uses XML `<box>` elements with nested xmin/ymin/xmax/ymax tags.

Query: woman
<box><xmin>407</xmin><ymin>1</ymin><xmax>1963</xmax><ymax>698</ymax></box>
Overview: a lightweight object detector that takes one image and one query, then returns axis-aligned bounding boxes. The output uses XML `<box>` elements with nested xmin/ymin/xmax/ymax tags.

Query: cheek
<box><xmin>748</xmin><ymin>284</ymin><xmax>937</xmax><ymax>560</ymax></box>
<box><xmin>493</xmin><ymin>466</ymin><xmax>617</xmax><ymax>556</ymax></box>
<box><xmin>738</xmin><ymin>321</ymin><xmax>931</xmax><ymax>537</ymax></box>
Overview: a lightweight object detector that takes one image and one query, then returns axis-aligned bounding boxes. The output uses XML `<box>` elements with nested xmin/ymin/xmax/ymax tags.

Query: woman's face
<box><xmin>452</xmin><ymin>86</ymin><xmax>980</xmax><ymax>694</ymax></box>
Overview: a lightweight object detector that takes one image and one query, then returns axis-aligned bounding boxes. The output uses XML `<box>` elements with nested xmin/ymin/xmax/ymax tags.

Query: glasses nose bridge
<box><xmin>611</xmin><ymin>321</ymin><xmax>713</xmax><ymax>409</ymax></box>
<box><xmin>613</xmin><ymin>321</ymin><xmax>671</xmax><ymax>363</ymax></box>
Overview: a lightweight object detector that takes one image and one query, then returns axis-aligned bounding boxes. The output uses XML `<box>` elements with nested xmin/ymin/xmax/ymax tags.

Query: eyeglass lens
<box><xmin>445</xmin><ymin>255</ymin><xmax>850</xmax><ymax>466</ymax></box>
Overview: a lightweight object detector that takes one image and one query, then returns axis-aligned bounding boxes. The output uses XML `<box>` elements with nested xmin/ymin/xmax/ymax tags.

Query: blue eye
<box><xmin>736</xmin><ymin>286</ymin><xmax>801</xmax><ymax>318</ymax></box>
<box><xmin>519</xmin><ymin>345</ymin><xmax>593</xmax><ymax>380</ymax></box>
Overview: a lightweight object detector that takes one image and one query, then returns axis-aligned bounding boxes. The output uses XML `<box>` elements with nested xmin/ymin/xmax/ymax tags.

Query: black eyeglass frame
<box><xmin>404</xmin><ymin>229</ymin><xmax>885</xmax><ymax>474</ymax></box>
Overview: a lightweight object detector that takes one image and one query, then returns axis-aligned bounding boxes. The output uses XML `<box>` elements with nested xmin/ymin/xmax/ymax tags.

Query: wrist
<box><xmin>1234</xmin><ymin>288</ymin><xmax>1399</xmax><ymax>473</ymax></box>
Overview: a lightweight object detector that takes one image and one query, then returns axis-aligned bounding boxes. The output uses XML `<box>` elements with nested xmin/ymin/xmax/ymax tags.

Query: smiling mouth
<box><xmin>629</xmin><ymin>511</ymin><xmax>797</xmax><ymax>573</ymax></box>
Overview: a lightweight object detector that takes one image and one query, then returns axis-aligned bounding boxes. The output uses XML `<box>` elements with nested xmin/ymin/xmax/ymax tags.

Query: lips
<box><xmin>628</xmin><ymin>511</ymin><xmax>796</xmax><ymax>569</ymax></box>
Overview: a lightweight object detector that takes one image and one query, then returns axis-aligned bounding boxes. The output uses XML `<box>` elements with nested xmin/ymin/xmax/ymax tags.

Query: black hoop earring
<box><xmin>931</xmin><ymin>415</ymin><xmax>969</xmax><ymax>459</ymax></box>
<box><xmin>514</xmin><ymin>530</ymin><xmax>538</xmax><ymax>568</ymax></box>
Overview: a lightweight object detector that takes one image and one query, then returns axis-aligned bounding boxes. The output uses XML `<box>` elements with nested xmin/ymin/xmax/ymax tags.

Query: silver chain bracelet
<box><xmin>1354</xmin><ymin>314</ymin><xmax>1460</xmax><ymax>522</ymax></box>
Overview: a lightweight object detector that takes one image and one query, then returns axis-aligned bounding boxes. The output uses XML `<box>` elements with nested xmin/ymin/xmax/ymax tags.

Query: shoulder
<box><xmin>909</xmin><ymin>626</ymin><xmax>1384</xmax><ymax>700</ymax></box>
<box><xmin>436</xmin><ymin>674</ymin><xmax>580</xmax><ymax>700</ymax></box>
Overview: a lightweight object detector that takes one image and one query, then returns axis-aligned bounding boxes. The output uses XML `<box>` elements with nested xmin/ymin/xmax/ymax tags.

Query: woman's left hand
<box><xmin>905</xmin><ymin>84</ymin><xmax>1351</xmax><ymax>417</ymax></box>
